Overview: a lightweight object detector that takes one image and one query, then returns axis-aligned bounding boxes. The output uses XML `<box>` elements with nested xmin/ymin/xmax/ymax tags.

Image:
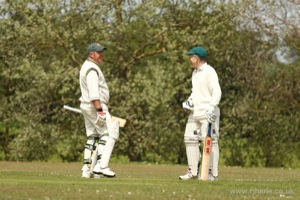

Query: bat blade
<box><xmin>111</xmin><ymin>116</ymin><xmax>127</xmax><ymax>128</ymax></box>
<box><xmin>63</xmin><ymin>105</ymin><xmax>127</xmax><ymax>128</ymax></box>
<box><xmin>200</xmin><ymin>123</ymin><xmax>212</xmax><ymax>181</ymax></box>
<box><xmin>90</xmin><ymin>145</ymin><xmax>98</xmax><ymax>175</ymax></box>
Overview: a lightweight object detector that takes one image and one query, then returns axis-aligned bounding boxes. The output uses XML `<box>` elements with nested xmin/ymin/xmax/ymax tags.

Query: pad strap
<box><xmin>99</xmin><ymin>140</ymin><xmax>107</xmax><ymax>146</ymax></box>
<box><xmin>184</xmin><ymin>135</ymin><xmax>200</xmax><ymax>144</ymax></box>
<box><xmin>85</xmin><ymin>144</ymin><xmax>94</xmax><ymax>151</ymax></box>
<box><xmin>84</xmin><ymin>158</ymin><xmax>92</xmax><ymax>164</ymax></box>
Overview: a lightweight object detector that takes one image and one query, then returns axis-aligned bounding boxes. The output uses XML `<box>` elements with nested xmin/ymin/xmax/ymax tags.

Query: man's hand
<box><xmin>182</xmin><ymin>98</ymin><xmax>193</xmax><ymax>113</ymax></box>
<box><xmin>204</xmin><ymin>105</ymin><xmax>217</xmax><ymax>123</ymax></box>
<box><xmin>95</xmin><ymin>110</ymin><xmax>106</xmax><ymax>127</ymax></box>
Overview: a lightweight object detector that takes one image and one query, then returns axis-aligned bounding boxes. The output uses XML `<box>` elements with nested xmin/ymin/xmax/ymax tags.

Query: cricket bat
<box><xmin>63</xmin><ymin>105</ymin><xmax>127</xmax><ymax>128</ymax></box>
<box><xmin>90</xmin><ymin>145</ymin><xmax>98</xmax><ymax>175</ymax></box>
<box><xmin>200</xmin><ymin>123</ymin><xmax>212</xmax><ymax>180</ymax></box>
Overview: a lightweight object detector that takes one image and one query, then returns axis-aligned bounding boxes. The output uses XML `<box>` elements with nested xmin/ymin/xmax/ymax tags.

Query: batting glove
<box><xmin>95</xmin><ymin>108</ymin><xmax>106</xmax><ymax>127</ymax></box>
<box><xmin>204</xmin><ymin>105</ymin><xmax>217</xmax><ymax>123</ymax></box>
<box><xmin>182</xmin><ymin>98</ymin><xmax>193</xmax><ymax>113</ymax></box>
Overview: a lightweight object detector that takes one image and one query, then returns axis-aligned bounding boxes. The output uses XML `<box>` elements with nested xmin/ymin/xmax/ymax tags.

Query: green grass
<box><xmin>0</xmin><ymin>162</ymin><xmax>299</xmax><ymax>200</ymax></box>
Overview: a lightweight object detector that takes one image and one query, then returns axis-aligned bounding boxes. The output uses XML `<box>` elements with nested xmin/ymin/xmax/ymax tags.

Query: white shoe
<box><xmin>91</xmin><ymin>172</ymin><xmax>101</xmax><ymax>179</ymax></box>
<box><xmin>179</xmin><ymin>168</ymin><xmax>198</xmax><ymax>180</ymax></box>
<box><xmin>93</xmin><ymin>162</ymin><xmax>116</xmax><ymax>177</ymax></box>
<box><xmin>82</xmin><ymin>170</ymin><xmax>101</xmax><ymax>178</ymax></box>
<box><xmin>93</xmin><ymin>163</ymin><xmax>101</xmax><ymax>175</ymax></box>
<box><xmin>208</xmin><ymin>172</ymin><xmax>218</xmax><ymax>181</ymax></box>
<box><xmin>82</xmin><ymin>170</ymin><xmax>91</xmax><ymax>178</ymax></box>
<box><xmin>99</xmin><ymin>167</ymin><xmax>116</xmax><ymax>177</ymax></box>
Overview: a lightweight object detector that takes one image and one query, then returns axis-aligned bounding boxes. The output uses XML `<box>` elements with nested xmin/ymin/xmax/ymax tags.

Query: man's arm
<box><xmin>209</xmin><ymin>70</ymin><xmax>222</xmax><ymax>107</ymax></box>
<box><xmin>86</xmin><ymin>70</ymin><xmax>102</xmax><ymax>111</ymax></box>
<box><xmin>92</xmin><ymin>100</ymin><xmax>102</xmax><ymax>111</ymax></box>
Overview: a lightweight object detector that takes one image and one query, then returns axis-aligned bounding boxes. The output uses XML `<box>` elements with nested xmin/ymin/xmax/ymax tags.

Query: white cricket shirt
<box><xmin>190</xmin><ymin>62</ymin><xmax>221</xmax><ymax>117</ymax></box>
<box><xmin>79</xmin><ymin>59</ymin><xmax>110</xmax><ymax>104</ymax></box>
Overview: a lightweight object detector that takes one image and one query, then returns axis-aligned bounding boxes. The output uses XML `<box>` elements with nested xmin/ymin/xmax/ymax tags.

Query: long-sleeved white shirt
<box><xmin>190</xmin><ymin>62</ymin><xmax>221</xmax><ymax>117</ymax></box>
<box><xmin>79</xmin><ymin>59</ymin><xmax>109</xmax><ymax>104</ymax></box>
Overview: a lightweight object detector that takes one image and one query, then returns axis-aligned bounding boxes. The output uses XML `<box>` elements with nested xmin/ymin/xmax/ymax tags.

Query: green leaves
<box><xmin>0</xmin><ymin>0</ymin><xmax>299</xmax><ymax>167</ymax></box>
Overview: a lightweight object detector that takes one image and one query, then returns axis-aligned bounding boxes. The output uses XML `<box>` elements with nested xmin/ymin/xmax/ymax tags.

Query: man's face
<box><xmin>90</xmin><ymin>51</ymin><xmax>105</xmax><ymax>64</ymax></box>
<box><xmin>189</xmin><ymin>55</ymin><xmax>199</xmax><ymax>68</ymax></box>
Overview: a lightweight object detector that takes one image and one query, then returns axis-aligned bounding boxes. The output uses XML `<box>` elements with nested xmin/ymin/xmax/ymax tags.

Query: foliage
<box><xmin>0</xmin><ymin>0</ymin><xmax>299</xmax><ymax>167</ymax></box>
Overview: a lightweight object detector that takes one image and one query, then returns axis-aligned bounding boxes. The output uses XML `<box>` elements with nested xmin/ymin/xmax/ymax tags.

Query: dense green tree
<box><xmin>0</xmin><ymin>0</ymin><xmax>299</xmax><ymax>167</ymax></box>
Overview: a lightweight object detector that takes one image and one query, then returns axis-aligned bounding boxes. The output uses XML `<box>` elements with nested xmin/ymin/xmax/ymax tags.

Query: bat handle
<box><xmin>207</xmin><ymin>123</ymin><xmax>212</xmax><ymax>137</ymax></box>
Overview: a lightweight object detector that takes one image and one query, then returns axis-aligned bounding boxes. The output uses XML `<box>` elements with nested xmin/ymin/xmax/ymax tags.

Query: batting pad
<box><xmin>99</xmin><ymin>121</ymin><xmax>119</xmax><ymax>168</ymax></box>
<box><xmin>209</xmin><ymin>142</ymin><xmax>219</xmax><ymax>177</ymax></box>
<box><xmin>186</xmin><ymin>143</ymin><xmax>200</xmax><ymax>176</ymax></box>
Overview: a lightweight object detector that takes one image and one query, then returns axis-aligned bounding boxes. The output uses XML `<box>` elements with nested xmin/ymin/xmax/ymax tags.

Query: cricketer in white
<box><xmin>180</xmin><ymin>46</ymin><xmax>222</xmax><ymax>181</ymax></box>
<box><xmin>79</xmin><ymin>43</ymin><xmax>119</xmax><ymax>178</ymax></box>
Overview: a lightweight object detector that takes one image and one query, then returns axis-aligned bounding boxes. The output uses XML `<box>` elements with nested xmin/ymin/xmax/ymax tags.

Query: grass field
<box><xmin>0</xmin><ymin>161</ymin><xmax>298</xmax><ymax>200</ymax></box>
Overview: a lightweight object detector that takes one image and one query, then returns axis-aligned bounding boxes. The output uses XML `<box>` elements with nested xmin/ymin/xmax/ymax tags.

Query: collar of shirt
<box><xmin>194</xmin><ymin>62</ymin><xmax>207</xmax><ymax>72</ymax></box>
<box><xmin>87</xmin><ymin>58</ymin><xmax>100</xmax><ymax>66</ymax></box>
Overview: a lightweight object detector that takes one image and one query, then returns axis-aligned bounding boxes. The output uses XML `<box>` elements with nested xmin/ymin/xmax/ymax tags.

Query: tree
<box><xmin>0</xmin><ymin>0</ymin><xmax>299</xmax><ymax>167</ymax></box>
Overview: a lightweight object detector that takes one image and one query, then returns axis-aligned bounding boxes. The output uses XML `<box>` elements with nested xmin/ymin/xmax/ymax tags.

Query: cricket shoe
<box><xmin>92</xmin><ymin>163</ymin><xmax>102</xmax><ymax>175</ymax></box>
<box><xmin>208</xmin><ymin>173</ymin><xmax>218</xmax><ymax>181</ymax></box>
<box><xmin>179</xmin><ymin>168</ymin><xmax>198</xmax><ymax>180</ymax></box>
<box><xmin>82</xmin><ymin>171</ymin><xmax>101</xmax><ymax>178</ymax></box>
<box><xmin>99</xmin><ymin>167</ymin><xmax>116</xmax><ymax>177</ymax></box>
<box><xmin>90</xmin><ymin>171</ymin><xmax>101</xmax><ymax>179</ymax></box>
<box><xmin>93</xmin><ymin>164</ymin><xmax>116</xmax><ymax>177</ymax></box>
<box><xmin>82</xmin><ymin>170</ymin><xmax>91</xmax><ymax>178</ymax></box>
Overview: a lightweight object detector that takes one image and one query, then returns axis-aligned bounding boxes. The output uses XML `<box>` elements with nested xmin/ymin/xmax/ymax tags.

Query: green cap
<box><xmin>87</xmin><ymin>43</ymin><xmax>107</xmax><ymax>54</ymax></box>
<box><xmin>186</xmin><ymin>46</ymin><xmax>207</xmax><ymax>58</ymax></box>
